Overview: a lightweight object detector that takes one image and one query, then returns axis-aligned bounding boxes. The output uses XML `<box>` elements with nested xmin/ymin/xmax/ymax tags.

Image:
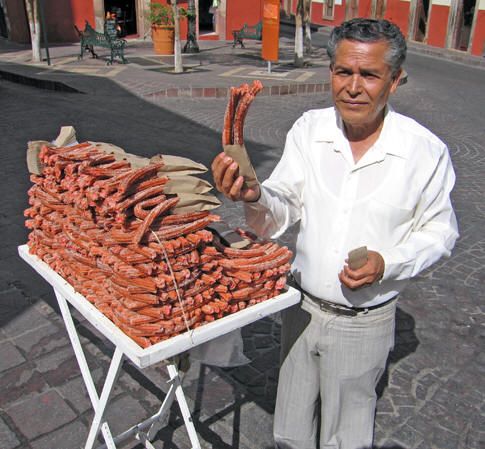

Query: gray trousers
<box><xmin>274</xmin><ymin>296</ymin><xmax>397</xmax><ymax>449</ymax></box>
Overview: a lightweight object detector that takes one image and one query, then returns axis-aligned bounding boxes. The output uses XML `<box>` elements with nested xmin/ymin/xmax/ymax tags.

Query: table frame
<box><xmin>18</xmin><ymin>245</ymin><xmax>300</xmax><ymax>449</ymax></box>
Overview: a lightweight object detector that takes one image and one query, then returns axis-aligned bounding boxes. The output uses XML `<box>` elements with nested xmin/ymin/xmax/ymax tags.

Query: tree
<box><xmin>294</xmin><ymin>0</ymin><xmax>312</xmax><ymax>67</ymax></box>
<box><xmin>24</xmin><ymin>0</ymin><xmax>41</xmax><ymax>62</ymax></box>
<box><xmin>303</xmin><ymin>0</ymin><xmax>312</xmax><ymax>56</ymax></box>
<box><xmin>171</xmin><ymin>0</ymin><xmax>183</xmax><ymax>73</ymax></box>
<box><xmin>294</xmin><ymin>0</ymin><xmax>304</xmax><ymax>67</ymax></box>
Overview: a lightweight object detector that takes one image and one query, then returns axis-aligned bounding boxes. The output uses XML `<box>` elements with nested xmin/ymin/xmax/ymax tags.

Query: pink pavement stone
<box><xmin>7</xmin><ymin>390</ymin><xmax>77</xmax><ymax>439</ymax></box>
<box><xmin>203</xmin><ymin>87</ymin><xmax>216</xmax><ymax>97</ymax></box>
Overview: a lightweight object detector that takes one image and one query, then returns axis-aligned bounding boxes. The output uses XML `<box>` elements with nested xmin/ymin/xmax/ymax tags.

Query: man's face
<box><xmin>331</xmin><ymin>39</ymin><xmax>401</xmax><ymax>131</ymax></box>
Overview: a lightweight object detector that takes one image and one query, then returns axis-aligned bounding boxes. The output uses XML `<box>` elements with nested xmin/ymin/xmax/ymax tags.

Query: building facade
<box><xmin>285</xmin><ymin>0</ymin><xmax>485</xmax><ymax>56</ymax></box>
<box><xmin>1</xmin><ymin>0</ymin><xmax>483</xmax><ymax>57</ymax></box>
<box><xmin>0</xmin><ymin>0</ymin><xmax>264</xmax><ymax>46</ymax></box>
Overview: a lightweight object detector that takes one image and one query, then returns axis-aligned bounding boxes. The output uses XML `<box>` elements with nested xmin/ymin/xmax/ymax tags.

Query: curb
<box><xmin>0</xmin><ymin>69</ymin><xmax>83</xmax><ymax>93</ymax></box>
<box><xmin>144</xmin><ymin>81</ymin><xmax>331</xmax><ymax>100</ymax></box>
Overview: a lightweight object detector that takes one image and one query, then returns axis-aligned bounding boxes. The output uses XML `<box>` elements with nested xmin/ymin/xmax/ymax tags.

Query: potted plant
<box><xmin>148</xmin><ymin>2</ymin><xmax>186</xmax><ymax>55</ymax></box>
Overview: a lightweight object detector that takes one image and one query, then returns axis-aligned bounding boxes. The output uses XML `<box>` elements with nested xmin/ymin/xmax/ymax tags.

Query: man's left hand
<box><xmin>339</xmin><ymin>250</ymin><xmax>385</xmax><ymax>290</ymax></box>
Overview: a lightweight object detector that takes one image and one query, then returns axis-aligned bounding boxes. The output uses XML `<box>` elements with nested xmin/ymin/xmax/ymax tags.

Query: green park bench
<box><xmin>232</xmin><ymin>21</ymin><xmax>263</xmax><ymax>48</ymax></box>
<box><xmin>74</xmin><ymin>21</ymin><xmax>127</xmax><ymax>65</ymax></box>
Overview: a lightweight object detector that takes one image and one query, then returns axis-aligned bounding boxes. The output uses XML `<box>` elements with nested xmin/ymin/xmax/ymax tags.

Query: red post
<box><xmin>262</xmin><ymin>0</ymin><xmax>280</xmax><ymax>62</ymax></box>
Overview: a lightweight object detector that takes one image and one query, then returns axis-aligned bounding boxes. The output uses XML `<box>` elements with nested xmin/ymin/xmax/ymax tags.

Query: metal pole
<box><xmin>267</xmin><ymin>61</ymin><xmax>271</xmax><ymax>73</ymax></box>
<box><xmin>38</xmin><ymin>0</ymin><xmax>50</xmax><ymax>65</ymax></box>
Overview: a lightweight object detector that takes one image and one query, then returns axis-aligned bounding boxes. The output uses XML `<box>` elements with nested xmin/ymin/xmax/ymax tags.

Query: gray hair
<box><xmin>326</xmin><ymin>18</ymin><xmax>406</xmax><ymax>78</ymax></box>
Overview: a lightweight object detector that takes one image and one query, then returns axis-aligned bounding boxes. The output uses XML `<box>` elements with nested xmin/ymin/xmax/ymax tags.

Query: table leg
<box><xmin>167</xmin><ymin>363</ymin><xmax>201</xmax><ymax>449</ymax></box>
<box><xmin>54</xmin><ymin>289</ymin><xmax>123</xmax><ymax>449</ymax></box>
<box><xmin>84</xmin><ymin>346</ymin><xmax>124</xmax><ymax>449</ymax></box>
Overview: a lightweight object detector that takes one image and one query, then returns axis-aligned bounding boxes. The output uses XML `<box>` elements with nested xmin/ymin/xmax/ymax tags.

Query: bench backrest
<box><xmin>239</xmin><ymin>21</ymin><xmax>262</xmax><ymax>39</ymax></box>
<box><xmin>81</xmin><ymin>20</ymin><xmax>117</xmax><ymax>43</ymax></box>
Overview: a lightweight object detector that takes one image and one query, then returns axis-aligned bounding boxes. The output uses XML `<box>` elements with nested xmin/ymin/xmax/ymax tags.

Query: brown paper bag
<box><xmin>91</xmin><ymin>142</ymin><xmax>152</xmax><ymax>169</ymax></box>
<box><xmin>223</xmin><ymin>143</ymin><xmax>259</xmax><ymax>189</ymax></box>
<box><xmin>151</xmin><ymin>154</ymin><xmax>208</xmax><ymax>176</ymax></box>
<box><xmin>27</xmin><ymin>140</ymin><xmax>51</xmax><ymax>175</ymax></box>
<box><xmin>163</xmin><ymin>176</ymin><xmax>213</xmax><ymax>195</ymax></box>
<box><xmin>54</xmin><ymin>126</ymin><xmax>77</xmax><ymax>147</ymax></box>
<box><xmin>172</xmin><ymin>193</ymin><xmax>221</xmax><ymax>214</ymax></box>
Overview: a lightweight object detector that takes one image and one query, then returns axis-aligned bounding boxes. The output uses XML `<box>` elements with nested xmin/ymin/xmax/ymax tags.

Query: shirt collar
<box><xmin>313</xmin><ymin>105</ymin><xmax>409</xmax><ymax>160</ymax></box>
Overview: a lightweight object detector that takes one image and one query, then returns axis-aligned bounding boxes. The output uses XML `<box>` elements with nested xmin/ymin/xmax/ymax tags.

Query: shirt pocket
<box><xmin>365</xmin><ymin>185</ymin><xmax>417</xmax><ymax>247</ymax></box>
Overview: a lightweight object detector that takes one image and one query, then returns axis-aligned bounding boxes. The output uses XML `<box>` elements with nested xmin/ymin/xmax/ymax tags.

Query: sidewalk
<box><xmin>0</xmin><ymin>37</ymin><xmax>332</xmax><ymax>100</ymax></box>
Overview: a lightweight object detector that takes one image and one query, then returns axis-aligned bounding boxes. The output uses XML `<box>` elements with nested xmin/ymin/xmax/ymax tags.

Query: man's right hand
<box><xmin>211</xmin><ymin>152</ymin><xmax>261</xmax><ymax>203</ymax></box>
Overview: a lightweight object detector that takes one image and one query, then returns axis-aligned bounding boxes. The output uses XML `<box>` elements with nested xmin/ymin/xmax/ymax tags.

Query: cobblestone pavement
<box><xmin>0</xmin><ymin>42</ymin><xmax>484</xmax><ymax>449</ymax></box>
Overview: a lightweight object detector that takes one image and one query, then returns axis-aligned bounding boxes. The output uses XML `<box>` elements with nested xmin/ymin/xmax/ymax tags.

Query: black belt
<box><xmin>297</xmin><ymin>284</ymin><xmax>397</xmax><ymax>317</ymax></box>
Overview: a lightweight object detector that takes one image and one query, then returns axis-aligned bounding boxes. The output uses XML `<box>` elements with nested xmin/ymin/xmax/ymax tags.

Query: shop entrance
<box><xmin>0</xmin><ymin>4</ymin><xmax>7</xmax><ymax>38</ymax></box>
<box><xmin>413</xmin><ymin>0</ymin><xmax>429</xmax><ymax>42</ymax></box>
<box><xmin>199</xmin><ymin>0</ymin><xmax>215</xmax><ymax>34</ymax></box>
<box><xmin>104</xmin><ymin>0</ymin><xmax>137</xmax><ymax>37</ymax></box>
<box><xmin>454</xmin><ymin>0</ymin><xmax>476</xmax><ymax>50</ymax></box>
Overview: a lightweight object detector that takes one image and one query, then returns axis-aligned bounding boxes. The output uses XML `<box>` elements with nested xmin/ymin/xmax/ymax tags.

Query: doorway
<box><xmin>104</xmin><ymin>0</ymin><xmax>137</xmax><ymax>37</ymax></box>
<box><xmin>199</xmin><ymin>0</ymin><xmax>215</xmax><ymax>34</ymax></box>
<box><xmin>0</xmin><ymin>4</ymin><xmax>7</xmax><ymax>38</ymax></box>
<box><xmin>455</xmin><ymin>0</ymin><xmax>476</xmax><ymax>50</ymax></box>
<box><xmin>413</xmin><ymin>0</ymin><xmax>429</xmax><ymax>42</ymax></box>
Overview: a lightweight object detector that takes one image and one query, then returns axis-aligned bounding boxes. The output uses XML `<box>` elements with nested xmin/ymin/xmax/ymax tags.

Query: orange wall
<box><xmin>43</xmin><ymin>0</ymin><xmax>95</xmax><ymax>42</ymax></box>
<box><xmin>384</xmin><ymin>0</ymin><xmax>410</xmax><ymax>37</ymax></box>
<box><xmin>226</xmin><ymin>0</ymin><xmax>263</xmax><ymax>40</ymax></box>
<box><xmin>427</xmin><ymin>4</ymin><xmax>449</xmax><ymax>47</ymax></box>
<box><xmin>358</xmin><ymin>0</ymin><xmax>372</xmax><ymax>17</ymax></box>
<box><xmin>471</xmin><ymin>10</ymin><xmax>485</xmax><ymax>56</ymax></box>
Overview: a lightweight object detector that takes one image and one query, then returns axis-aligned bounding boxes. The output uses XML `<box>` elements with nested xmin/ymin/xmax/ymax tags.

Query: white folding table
<box><xmin>18</xmin><ymin>245</ymin><xmax>300</xmax><ymax>449</ymax></box>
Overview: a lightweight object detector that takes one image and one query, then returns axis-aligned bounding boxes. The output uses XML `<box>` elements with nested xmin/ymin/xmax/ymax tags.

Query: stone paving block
<box><xmin>197</xmin><ymin>410</ymin><xmax>254</xmax><ymax>449</ymax></box>
<box><xmin>391</xmin><ymin>394</ymin><xmax>418</xmax><ymax>407</ymax></box>
<box><xmin>94</xmin><ymin>393</ymin><xmax>148</xmax><ymax>438</ymax></box>
<box><xmin>5</xmin><ymin>255</ymin><xmax>53</xmax><ymax>299</ymax></box>
<box><xmin>376</xmin><ymin>397</ymin><xmax>395</xmax><ymax>414</ymax></box>
<box><xmin>244</xmin><ymin>318</ymin><xmax>273</xmax><ymax>335</ymax></box>
<box><xmin>0</xmin><ymin>341</ymin><xmax>26</xmax><ymax>373</ymax></box>
<box><xmin>33</xmin><ymin>346</ymin><xmax>84</xmax><ymax>387</ymax></box>
<box><xmin>56</xmin><ymin>370</ymin><xmax>102</xmax><ymax>414</ymax></box>
<box><xmin>238</xmin><ymin>401</ymin><xmax>274</xmax><ymax>449</ymax></box>
<box><xmin>13</xmin><ymin>323</ymin><xmax>68</xmax><ymax>359</ymax></box>
<box><xmin>183</xmin><ymin>366</ymin><xmax>240</xmax><ymax>418</ymax></box>
<box><xmin>6</xmin><ymin>390</ymin><xmax>77</xmax><ymax>440</ymax></box>
<box><xmin>30</xmin><ymin>419</ymin><xmax>87</xmax><ymax>449</ymax></box>
<box><xmin>0</xmin><ymin>287</ymin><xmax>31</xmax><ymax>329</ymax></box>
<box><xmin>0</xmin><ymin>362</ymin><xmax>48</xmax><ymax>407</ymax></box>
<box><xmin>0</xmin><ymin>223</ymin><xmax>28</xmax><ymax>251</ymax></box>
<box><xmin>391</xmin><ymin>423</ymin><xmax>423</xmax><ymax>448</ymax></box>
<box><xmin>0</xmin><ymin>415</ymin><xmax>20</xmax><ymax>449</ymax></box>
<box><xmin>253</xmin><ymin>335</ymin><xmax>274</xmax><ymax>350</ymax></box>
<box><xmin>1</xmin><ymin>298</ymin><xmax>51</xmax><ymax>339</ymax></box>
<box><xmin>250</xmin><ymin>349</ymin><xmax>280</xmax><ymax>374</ymax></box>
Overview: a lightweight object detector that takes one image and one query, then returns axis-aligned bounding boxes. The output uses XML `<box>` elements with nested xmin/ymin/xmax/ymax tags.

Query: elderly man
<box><xmin>212</xmin><ymin>18</ymin><xmax>458</xmax><ymax>449</ymax></box>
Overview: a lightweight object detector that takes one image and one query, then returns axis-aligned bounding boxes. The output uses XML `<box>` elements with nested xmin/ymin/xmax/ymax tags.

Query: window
<box><xmin>324</xmin><ymin>0</ymin><xmax>335</xmax><ymax>20</ymax></box>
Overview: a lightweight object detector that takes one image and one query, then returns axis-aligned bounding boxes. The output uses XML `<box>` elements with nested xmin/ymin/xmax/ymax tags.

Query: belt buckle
<box><xmin>319</xmin><ymin>300</ymin><xmax>358</xmax><ymax>317</ymax></box>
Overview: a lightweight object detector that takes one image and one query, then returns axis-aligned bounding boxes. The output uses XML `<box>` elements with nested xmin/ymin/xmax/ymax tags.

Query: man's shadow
<box><xmin>377</xmin><ymin>306</ymin><xmax>419</xmax><ymax>398</ymax></box>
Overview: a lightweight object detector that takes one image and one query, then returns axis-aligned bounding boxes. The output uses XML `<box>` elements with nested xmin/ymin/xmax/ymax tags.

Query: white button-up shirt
<box><xmin>244</xmin><ymin>106</ymin><xmax>459</xmax><ymax>308</ymax></box>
